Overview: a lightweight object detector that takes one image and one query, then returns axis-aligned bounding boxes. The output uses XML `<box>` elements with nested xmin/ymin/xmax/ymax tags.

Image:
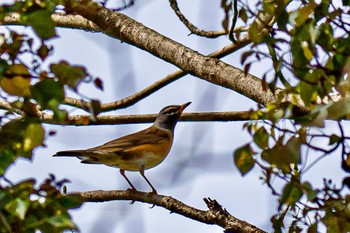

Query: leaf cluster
<box><xmin>0</xmin><ymin>175</ymin><xmax>82</xmax><ymax>232</ymax></box>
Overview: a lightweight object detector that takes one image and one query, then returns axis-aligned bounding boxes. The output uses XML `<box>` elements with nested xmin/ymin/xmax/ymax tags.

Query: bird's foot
<box><xmin>126</xmin><ymin>188</ymin><xmax>137</xmax><ymax>204</ymax></box>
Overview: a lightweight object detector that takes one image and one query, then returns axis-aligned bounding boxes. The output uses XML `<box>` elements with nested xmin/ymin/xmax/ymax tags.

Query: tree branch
<box><xmin>2</xmin><ymin>12</ymin><xmax>102</xmax><ymax>33</ymax></box>
<box><xmin>64</xmin><ymin>38</ymin><xmax>252</xmax><ymax>112</ymax></box>
<box><xmin>76</xmin><ymin>189</ymin><xmax>266</xmax><ymax>233</ymax></box>
<box><xmin>169</xmin><ymin>0</ymin><xmax>227</xmax><ymax>38</ymax></box>
<box><xmin>40</xmin><ymin>111</ymin><xmax>254</xmax><ymax>126</ymax></box>
<box><xmin>63</xmin><ymin>1</ymin><xmax>288</xmax><ymax>112</ymax></box>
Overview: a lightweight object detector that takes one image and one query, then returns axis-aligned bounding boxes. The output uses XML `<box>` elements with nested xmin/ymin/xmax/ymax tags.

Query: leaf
<box><xmin>5</xmin><ymin>198</ymin><xmax>29</xmax><ymax>220</ymax></box>
<box><xmin>327</xmin><ymin>96</ymin><xmax>350</xmax><ymax>120</ymax></box>
<box><xmin>94</xmin><ymin>78</ymin><xmax>104</xmax><ymax>91</ymax></box>
<box><xmin>57</xmin><ymin>195</ymin><xmax>83</xmax><ymax>209</ymax></box>
<box><xmin>233</xmin><ymin>144</ymin><xmax>256</xmax><ymax>176</ymax></box>
<box><xmin>262</xmin><ymin>136</ymin><xmax>301</xmax><ymax>173</ymax></box>
<box><xmin>302</xmin><ymin>182</ymin><xmax>318</xmax><ymax>201</ymax></box>
<box><xmin>329</xmin><ymin>134</ymin><xmax>341</xmax><ymax>145</ymax></box>
<box><xmin>0</xmin><ymin>149</ymin><xmax>17</xmax><ymax>176</ymax></box>
<box><xmin>307</xmin><ymin>223</ymin><xmax>318</xmax><ymax>233</ymax></box>
<box><xmin>22</xmin><ymin>10</ymin><xmax>56</xmax><ymax>40</ymax></box>
<box><xmin>0</xmin><ymin>64</ymin><xmax>31</xmax><ymax>97</ymax></box>
<box><xmin>89</xmin><ymin>99</ymin><xmax>102</xmax><ymax>120</ymax></box>
<box><xmin>23</xmin><ymin>123</ymin><xmax>45</xmax><ymax>153</ymax></box>
<box><xmin>50</xmin><ymin>61</ymin><xmax>88</xmax><ymax>90</ymax></box>
<box><xmin>241</xmin><ymin>51</ymin><xmax>254</xmax><ymax>65</ymax></box>
<box><xmin>299</xmin><ymin>82</ymin><xmax>314</xmax><ymax>107</ymax></box>
<box><xmin>37</xmin><ymin>43</ymin><xmax>51</xmax><ymax>60</ymax></box>
<box><xmin>31</xmin><ymin>78</ymin><xmax>64</xmax><ymax>109</ymax></box>
<box><xmin>48</xmin><ymin>214</ymin><xmax>76</xmax><ymax>229</ymax></box>
<box><xmin>248</xmin><ymin>20</ymin><xmax>267</xmax><ymax>44</ymax></box>
<box><xmin>294</xmin><ymin>3</ymin><xmax>317</xmax><ymax>26</ymax></box>
<box><xmin>253</xmin><ymin>126</ymin><xmax>269</xmax><ymax>149</ymax></box>
<box><xmin>239</xmin><ymin>8</ymin><xmax>248</xmax><ymax>23</ymax></box>
<box><xmin>280</xmin><ymin>180</ymin><xmax>303</xmax><ymax>209</ymax></box>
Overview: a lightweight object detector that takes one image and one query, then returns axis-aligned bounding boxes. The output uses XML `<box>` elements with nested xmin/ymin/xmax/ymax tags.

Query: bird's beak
<box><xmin>179</xmin><ymin>102</ymin><xmax>191</xmax><ymax>112</ymax></box>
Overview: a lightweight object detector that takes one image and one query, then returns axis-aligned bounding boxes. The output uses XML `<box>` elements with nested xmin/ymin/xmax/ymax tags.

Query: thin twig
<box><xmin>228</xmin><ymin>0</ymin><xmax>238</xmax><ymax>42</ymax></box>
<box><xmin>168</xmin><ymin>0</ymin><xmax>227</xmax><ymax>38</ymax></box>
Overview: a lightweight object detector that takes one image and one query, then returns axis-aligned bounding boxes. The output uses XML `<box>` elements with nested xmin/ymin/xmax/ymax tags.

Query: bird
<box><xmin>54</xmin><ymin>102</ymin><xmax>191</xmax><ymax>194</ymax></box>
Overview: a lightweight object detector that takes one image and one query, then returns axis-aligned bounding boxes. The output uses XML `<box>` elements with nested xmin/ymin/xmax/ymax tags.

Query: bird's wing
<box><xmin>89</xmin><ymin>127</ymin><xmax>171</xmax><ymax>153</ymax></box>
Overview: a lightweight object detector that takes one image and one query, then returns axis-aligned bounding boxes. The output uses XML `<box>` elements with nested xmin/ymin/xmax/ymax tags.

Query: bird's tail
<box><xmin>53</xmin><ymin>150</ymin><xmax>85</xmax><ymax>157</ymax></box>
<box><xmin>53</xmin><ymin>150</ymin><xmax>103</xmax><ymax>165</ymax></box>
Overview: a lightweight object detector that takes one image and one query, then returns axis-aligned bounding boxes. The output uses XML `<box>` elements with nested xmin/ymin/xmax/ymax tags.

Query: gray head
<box><xmin>153</xmin><ymin>102</ymin><xmax>191</xmax><ymax>133</ymax></box>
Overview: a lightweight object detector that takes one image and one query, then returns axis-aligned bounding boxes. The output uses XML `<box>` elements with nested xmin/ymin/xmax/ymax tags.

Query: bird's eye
<box><xmin>165</xmin><ymin>108</ymin><xmax>178</xmax><ymax>115</ymax></box>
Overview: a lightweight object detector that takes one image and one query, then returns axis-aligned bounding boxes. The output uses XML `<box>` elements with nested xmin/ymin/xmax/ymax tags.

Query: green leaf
<box><xmin>22</xmin><ymin>10</ymin><xmax>56</xmax><ymax>40</ymax></box>
<box><xmin>31</xmin><ymin>78</ymin><xmax>64</xmax><ymax>109</ymax></box>
<box><xmin>327</xmin><ymin>96</ymin><xmax>350</xmax><ymax>120</ymax></box>
<box><xmin>239</xmin><ymin>8</ymin><xmax>248</xmax><ymax>23</ymax></box>
<box><xmin>248</xmin><ymin>20</ymin><xmax>268</xmax><ymax>44</ymax></box>
<box><xmin>329</xmin><ymin>134</ymin><xmax>341</xmax><ymax>145</ymax></box>
<box><xmin>5</xmin><ymin>198</ymin><xmax>30</xmax><ymax>220</ymax></box>
<box><xmin>23</xmin><ymin>123</ymin><xmax>45</xmax><ymax>153</ymax></box>
<box><xmin>37</xmin><ymin>43</ymin><xmax>51</xmax><ymax>60</ymax></box>
<box><xmin>48</xmin><ymin>214</ymin><xmax>76</xmax><ymax>229</ymax></box>
<box><xmin>50</xmin><ymin>60</ymin><xmax>88</xmax><ymax>90</ymax></box>
<box><xmin>233</xmin><ymin>144</ymin><xmax>255</xmax><ymax>176</ymax></box>
<box><xmin>262</xmin><ymin>136</ymin><xmax>301</xmax><ymax>173</ymax></box>
<box><xmin>57</xmin><ymin>195</ymin><xmax>83</xmax><ymax>209</ymax></box>
<box><xmin>253</xmin><ymin>126</ymin><xmax>269</xmax><ymax>149</ymax></box>
<box><xmin>302</xmin><ymin>182</ymin><xmax>318</xmax><ymax>201</ymax></box>
<box><xmin>280</xmin><ymin>180</ymin><xmax>303</xmax><ymax>209</ymax></box>
<box><xmin>294</xmin><ymin>3</ymin><xmax>317</xmax><ymax>26</ymax></box>
<box><xmin>0</xmin><ymin>149</ymin><xmax>17</xmax><ymax>176</ymax></box>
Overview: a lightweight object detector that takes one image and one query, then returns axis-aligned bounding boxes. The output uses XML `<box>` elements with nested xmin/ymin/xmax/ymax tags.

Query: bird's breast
<box><xmin>116</xmin><ymin>138</ymin><xmax>173</xmax><ymax>171</ymax></box>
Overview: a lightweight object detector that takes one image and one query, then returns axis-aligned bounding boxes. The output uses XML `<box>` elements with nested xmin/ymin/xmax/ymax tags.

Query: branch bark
<box><xmin>39</xmin><ymin>111</ymin><xmax>253</xmax><ymax>125</ymax></box>
<box><xmin>76</xmin><ymin>189</ymin><xmax>266</xmax><ymax>233</ymax></box>
<box><xmin>3</xmin><ymin>12</ymin><xmax>102</xmax><ymax>32</ymax></box>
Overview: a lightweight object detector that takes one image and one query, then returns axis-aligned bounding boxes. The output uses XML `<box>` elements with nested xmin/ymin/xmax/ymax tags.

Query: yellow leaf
<box><xmin>0</xmin><ymin>64</ymin><xmax>31</xmax><ymax>97</ymax></box>
<box><xmin>23</xmin><ymin>123</ymin><xmax>45</xmax><ymax>152</ymax></box>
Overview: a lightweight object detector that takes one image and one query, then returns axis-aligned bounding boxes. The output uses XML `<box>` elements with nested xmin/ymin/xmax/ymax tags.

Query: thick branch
<box><xmin>63</xmin><ymin>1</ymin><xmax>285</xmax><ymax>110</ymax></box>
<box><xmin>3</xmin><ymin>12</ymin><xmax>102</xmax><ymax>32</ymax></box>
<box><xmin>77</xmin><ymin>190</ymin><xmax>266</xmax><ymax>233</ymax></box>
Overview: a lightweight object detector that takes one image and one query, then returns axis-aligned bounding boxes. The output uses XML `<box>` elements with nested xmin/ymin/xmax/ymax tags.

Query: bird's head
<box><xmin>154</xmin><ymin>102</ymin><xmax>191</xmax><ymax>132</ymax></box>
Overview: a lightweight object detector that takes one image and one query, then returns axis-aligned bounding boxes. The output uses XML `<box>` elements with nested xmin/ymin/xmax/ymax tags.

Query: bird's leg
<box><xmin>139</xmin><ymin>166</ymin><xmax>157</xmax><ymax>194</ymax></box>
<box><xmin>119</xmin><ymin>169</ymin><xmax>137</xmax><ymax>192</ymax></box>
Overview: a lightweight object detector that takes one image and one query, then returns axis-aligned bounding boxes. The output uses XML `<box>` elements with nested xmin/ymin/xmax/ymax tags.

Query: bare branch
<box><xmin>40</xmin><ymin>110</ymin><xmax>254</xmax><ymax>126</ymax></box>
<box><xmin>76</xmin><ymin>189</ymin><xmax>266</xmax><ymax>233</ymax></box>
<box><xmin>168</xmin><ymin>0</ymin><xmax>227</xmax><ymax>38</ymax></box>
